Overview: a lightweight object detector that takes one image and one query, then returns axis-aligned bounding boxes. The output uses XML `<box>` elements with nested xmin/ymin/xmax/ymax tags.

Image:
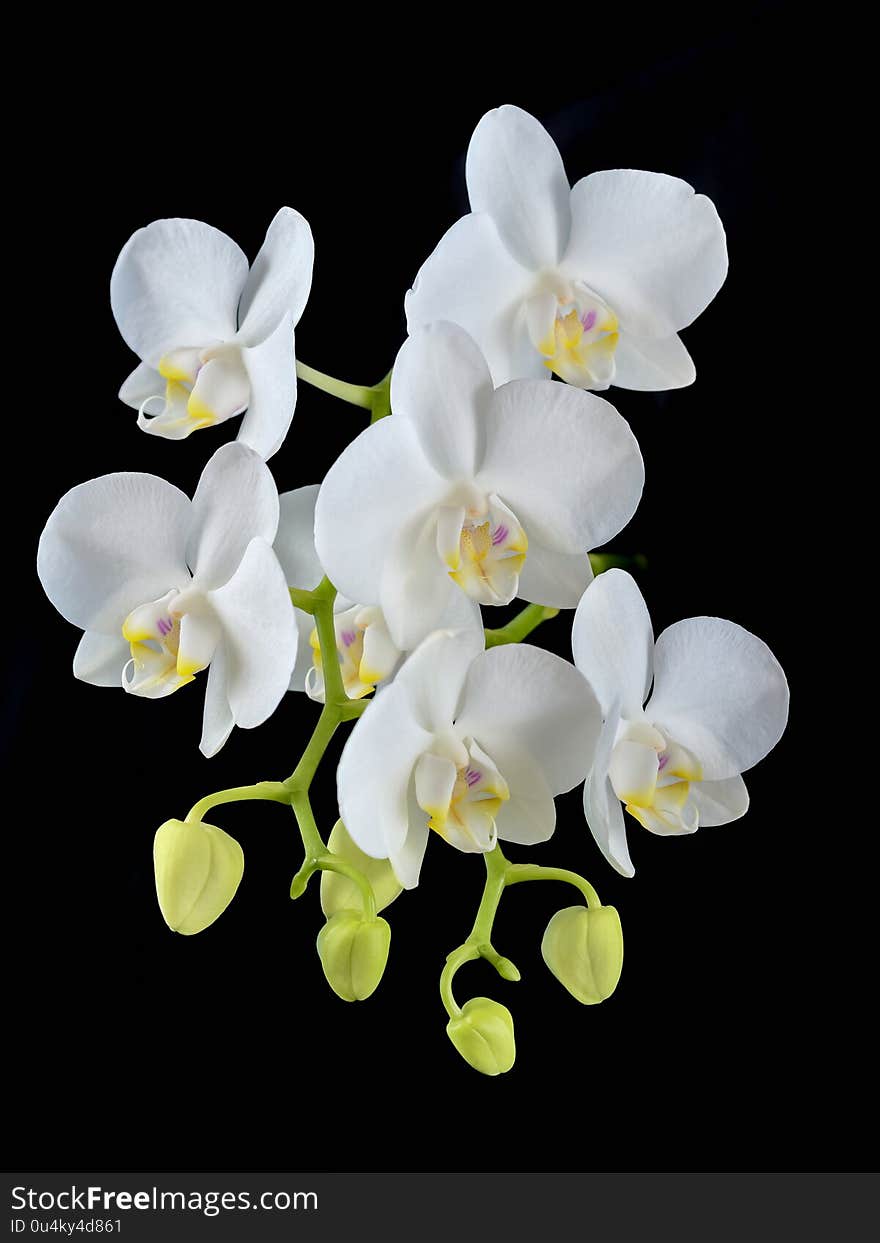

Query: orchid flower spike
<box><xmin>571</xmin><ymin>570</ymin><xmax>789</xmax><ymax>877</ymax></box>
<box><xmin>406</xmin><ymin>104</ymin><xmax>727</xmax><ymax>392</ymax></box>
<box><xmin>274</xmin><ymin>485</ymin><xmax>482</xmax><ymax>703</ymax></box>
<box><xmin>37</xmin><ymin>443</ymin><xmax>297</xmax><ymax>757</ymax></box>
<box><xmin>112</xmin><ymin>208</ymin><xmax>314</xmax><ymax>458</ymax></box>
<box><xmin>337</xmin><ymin>628</ymin><xmax>601</xmax><ymax>887</ymax></box>
<box><xmin>315</xmin><ymin>322</ymin><xmax>644</xmax><ymax>652</ymax></box>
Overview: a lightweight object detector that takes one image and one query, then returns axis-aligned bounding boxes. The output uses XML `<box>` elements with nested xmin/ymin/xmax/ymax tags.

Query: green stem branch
<box><xmin>484</xmin><ymin>603</ymin><xmax>559</xmax><ymax>648</ymax></box>
<box><xmin>186</xmin><ymin>782</ymin><xmax>291</xmax><ymax>824</ymax></box>
<box><xmin>439</xmin><ymin>844</ymin><xmax>604</xmax><ymax>1016</ymax></box>
<box><xmin>183</xmin><ymin>576</ymin><xmax>377</xmax><ymax>915</ymax></box>
<box><xmin>295</xmin><ymin>361</ymin><xmax>374</xmax><ymax>409</ymax></box>
<box><xmin>296</xmin><ymin>361</ymin><xmax>392</xmax><ymax>423</ymax></box>
<box><xmin>505</xmin><ymin>864</ymin><xmax>600</xmax><ymax>908</ymax></box>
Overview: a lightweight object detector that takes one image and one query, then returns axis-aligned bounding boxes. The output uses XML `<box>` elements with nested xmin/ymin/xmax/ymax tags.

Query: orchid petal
<box><xmin>405</xmin><ymin>211</ymin><xmax>542</xmax><ymax>386</ymax></box>
<box><xmin>315</xmin><ymin>416</ymin><xmax>447</xmax><ymax>608</ymax></box>
<box><xmin>200</xmin><ymin>641</ymin><xmax>235</xmax><ymax>758</ymax></box>
<box><xmin>380</xmin><ymin>510</ymin><xmax>457</xmax><ymax>651</ymax></box>
<box><xmin>274</xmin><ymin>485</ymin><xmax>324</xmax><ymax>591</ymax></box>
<box><xmin>177</xmin><ymin>609</ymin><xmax>222</xmax><ymax>678</ymax></box>
<box><xmin>584</xmin><ymin>702</ymin><xmax>634</xmax><ymax>878</ymax></box>
<box><xmin>337</xmin><ymin>679</ymin><xmax>432</xmax><ymax>858</ymax></box>
<box><xmin>389</xmin><ymin>796</ymin><xmax>431</xmax><ymax>890</ymax></box>
<box><xmin>457</xmin><ymin>644</ymin><xmax>599</xmax><ymax>794</ymax></box>
<box><xmin>38</xmin><ymin>473</ymin><xmax>191</xmax><ymax>633</ymax></box>
<box><xmin>391</xmin><ymin>322</ymin><xmax>493</xmax><ymax>479</ymax></box>
<box><xmin>571</xmin><ymin>570</ymin><xmax>654</xmax><ymax>719</ymax></box>
<box><xmin>517</xmin><ymin>543</ymin><xmax>593</xmax><ymax>609</ymax></box>
<box><xmin>238</xmin><ymin>314</ymin><xmax>297</xmax><ymax>460</ymax></box>
<box><xmin>395</xmin><ymin>628</ymin><xmax>485</xmax><ymax>734</ymax></box>
<box><xmin>136</xmin><ymin>381</ymin><xmax>206</xmax><ymax>441</ymax></box>
<box><xmin>609</xmin><ymin>740</ymin><xmax>659</xmax><ymax>806</ymax></box>
<box><xmin>648</xmin><ymin>617</ymin><xmax>789</xmax><ymax>781</ymax></box>
<box><xmin>490</xmin><ymin>742</ymin><xmax>556</xmax><ymax>846</ymax></box>
<box><xmin>73</xmin><ymin>631</ymin><xmax>130</xmax><ymax>688</ymax></box>
<box><xmin>207</xmin><ymin>538</ymin><xmax>297</xmax><ymax>729</ymax></box>
<box><xmin>466</xmin><ymin>104</ymin><xmax>571</xmax><ymax>269</ymax></box>
<box><xmin>237</xmin><ymin>207</ymin><xmax>314</xmax><ymax>345</ymax></box>
<box><xmin>119</xmin><ymin>362</ymin><xmax>163</xmax><ymax>409</ymax></box>
<box><xmin>187</xmin><ymin>443</ymin><xmax>280</xmax><ymax>591</ymax></box>
<box><xmin>480</xmin><ymin>380</ymin><xmax>644</xmax><ymax>554</ymax></box>
<box><xmin>187</xmin><ymin>348</ymin><xmax>249</xmax><ymax>425</ymax></box>
<box><xmin>613</xmin><ymin>332</ymin><xmax>696</xmax><ymax>390</ymax></box>
<box><xmin>110</xmin><ymin>218</ymin><xmax>247</xmax><ymax>367</ymax></box>
<box><xmin>690</xmin><ymin>776</ymin><xmax>750</xmax><ymax>827</ymax></box>
<box><xmin>563</xmin><ymin>170</ymin><xmax>727</xmax><ymax>338</ymax></box>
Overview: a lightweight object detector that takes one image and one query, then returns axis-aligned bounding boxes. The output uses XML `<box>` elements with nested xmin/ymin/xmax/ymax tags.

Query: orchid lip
<box><xmin>439</xmin><ymin>493</ymin><xmax>528</xmax><ymax>607</ymax></box>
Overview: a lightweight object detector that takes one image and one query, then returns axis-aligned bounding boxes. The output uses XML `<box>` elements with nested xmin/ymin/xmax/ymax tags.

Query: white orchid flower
<box><xmin>338</xmin><ymin>629</ymin><xmax>601</xmax><ymax>887</ymax></box>
<box><xmin>315</xmin><ymin>322</ymin><xmax>644</xmax><ymax>652</ymax></box>
<box><xmin>273</xmin><ymin>484</ymin><xmax>482</xmax><ymax>702</ymax></box>
<box><xmin>571</xmin><ymin>570</ymin><xmax>788</xmax><ymax>877</ymax></box>
<box><xmin>37</xmin><ymin>443</ymin><xmax>297</xmax><ymax>757</ymax></box>
<box><xmin>406</xmin><ymin>104</ymin><xmax>727</xmax><ymax>392</ymax></box>
<box><xmin>112</xmin><ymin>208</ymin><xmax>314</xmax><ymax>458</ymax></box>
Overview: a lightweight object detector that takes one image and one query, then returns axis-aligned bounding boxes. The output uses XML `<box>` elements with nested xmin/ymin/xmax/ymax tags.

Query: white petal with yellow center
<box><xmin>415</xmin><ymin>738</ymin><xmax>510</xmax><ymax>853</ymax></box>
<box><xmin>138</xmin><ymin>342</ymin><xmax>251</xmax><ymax>442</ymax></box>
<box><xmin>447</xmin><ymin>494</ymin><xmax>528</xmax><ymax>606</ymax></box>
<box><xmin>306</xmin><ymin>605</ymin><xmax>402</xmax><ymax>703</ymax></box>
<box><xmin>525</xmin><ymin>281</ymin><xmax>619</xmax><ymax>390</ymax></box>
<box><xmin>121</xmin><ymin>589</ymin><xmax>195</xmax><ymax>699</ymax></box>
<box><xmin>607</xmin><ymin>717</ymin><xmax>703</xmax><ymax>835</ymax></box>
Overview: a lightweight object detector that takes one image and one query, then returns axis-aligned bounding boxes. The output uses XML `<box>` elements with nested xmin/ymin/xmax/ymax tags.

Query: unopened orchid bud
<box><xmin>317</xmin><ymin>910</ymin><xmax>391</xmax><ymax>1002</ymax></box>
<box><xmin>153</xmin><ymin>818</ymin><xmax>244</xmax><ymax>936</ymax></box>
<box><xmin>320</xmin><ymin>820</ymin><xmax>403</xmax><ymax>917</ymax></box>
<box><xmin>446</xmin><ymin>997</ymin><xmax>516</xmax><ymax>1076</ymax></box>
<box><xmin>541</xmin><ymin>905</ymin><xmax>623</xmax><ymax>1004</ymax></box>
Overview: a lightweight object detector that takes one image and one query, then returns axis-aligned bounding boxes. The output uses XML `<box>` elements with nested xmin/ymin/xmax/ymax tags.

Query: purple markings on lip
<box><xmin>491</xmin><ymin>524</ymin><xmax>509</xmax><ymax>546</ymax></box>
<box><xmin>658</xmin><ymin>753</ymin><xmax>669</xmax><ymax>772</ymax></box>
<box><xmin>157</xmin><ymin>617</ymin><xmax>173</xmax><ymax>637</ymax></box>
<box><xmin>340</xmin><ymin>630</ymin><xmax>357</xmax><ymax>648</ymax></box>
<box><xmin>466</xmin><ymin>769</ymin><xmax>482</xmax><ymax>788</ymax></box>
<box><xmin>582</xmin><ymin>309</ymin><xmax>597</xmax><ymax>332</ymax></box>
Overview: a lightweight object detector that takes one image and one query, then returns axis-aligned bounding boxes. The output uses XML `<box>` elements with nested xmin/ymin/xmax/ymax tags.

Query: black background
<box><xmin>6</xmin><ymin>10</ymin><xmax>862</xmax><ymax>1173</ymax></box>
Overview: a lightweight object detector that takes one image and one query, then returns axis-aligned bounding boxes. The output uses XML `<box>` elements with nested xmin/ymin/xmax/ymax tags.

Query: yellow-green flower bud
<box><xmin>446</xmin><ymin>997</ymin><xmax>516</xmax><ymax>1076</ymax></box>
<box><xmin>316</xmin><ymin>910</ymin><xmax>391</xmax><ymax>1002</ymax></box>
<box><xmin>541</xmin><ymin>904</ymin><xmax>623</xmax><ymax>1004</ymax></box>
<box><xmin>153</xmin><ymin>818</ymin><xmax>244</xmax><ymax>936</ymax></box>
<box><xmin>321</xmin><ymin>820</ymin><xmax>403</xmax><ymax>916</ymax></box>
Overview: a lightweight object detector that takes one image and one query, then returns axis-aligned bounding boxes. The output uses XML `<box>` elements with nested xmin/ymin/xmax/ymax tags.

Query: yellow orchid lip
<box><xmin>611</xmin><ymin>729</ymin><xmax>703</xmax><ymax>834</ymax></box>
<box><xmin>186</xmin><ymin>392</ymin><xmax>218</xmax><ymax>426</ymax></box>
<box><xmin>306</xmin><ymin>607</ymin><xmax>400</xmax><ymax>704</ymax></box>
<box><xmin>527</xmin><ymin>282</ymin><xmax>620</xmax><ymax>388</ymax></box>
<box><xmin>417</xmin><ymin>743</ymin><xmax>510</xmax><ymax>851</ymax></box>
<box><xmin>158</xmin><ymin>355</ymin><xmax>194</xmax><ymax>383</ymax></box>
<box><xmin>445</xmin><ymin>497</ymin><xmax>528</xmax><ymax>606</ymax></box>
<box><xmin>121</xmin><ymin>591</ymin><xmax>205</xmax><ymax>700</ymax></box>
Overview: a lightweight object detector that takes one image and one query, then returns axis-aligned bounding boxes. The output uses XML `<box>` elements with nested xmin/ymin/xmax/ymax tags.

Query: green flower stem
<box><xmin>295</xmin><ymin>361</ymin><xmax>374</xmax><ymax>409</ymax></box>
<box><xmin>440</xmin><ymin>846</ymin><xmax>520</xmax><ymax>1018</ymax></box>
<box><xmin>369</xmin><ymin>372</ymin><xmax>392</xmax><ymax>423</ymax></box>
<box><xmin>589</xmin><ymin>552</ymin><xmax>648</xmax><ymax>575</ymax></box>
<box><xmin>288</xmin><ymin>586</ymin><xmax>318</xmax><ymax>612</ymax></box>
<box><xmin>484</xmin><ymin>603</ymin><xmax>559</xmax><ymax>648</ymax></box>
<box><xmin>439</xmin><ymin>844</ymin><xmax>603</xmax><ymax>1017</ymax></box>
<box><xmin>182</xmin><ymin>576</ymin><xmax>376</xmax><ymax>916</ymax></box>
<box><xmin>185</xmin><ymin>782</ymin><xmax>292</xmax><ymax>824</ymax></box>
<box><xmin>505</xmin><ymin>863</ymin><xmax>601</xmax><ymax>909</ymax></box>
<box><xmin>282</xmin><ymin>579</ymin><xmax>377</xmax><ymax>910</ymax></box>
<box><xmin>296</xmin><ymin>361</ymin><xmax>392</xmax><ymax>423</ymax></box>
